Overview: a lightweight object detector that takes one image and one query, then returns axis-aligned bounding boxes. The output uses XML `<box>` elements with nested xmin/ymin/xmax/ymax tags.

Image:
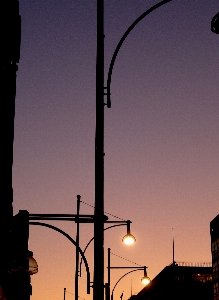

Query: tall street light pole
<box><xmin>94</xmin><ymin>1</ymin><xmax>105</xmax><ymax>300</ymax></box>
<box><xmin>93</xmin><ymin>1</ymin><xmax>218</xmax><ymax>299</ymax></box>
<box><xmin>0</xmin><ymin>0</ymin><xmax>21</xmax><ymax>297</ymax></box>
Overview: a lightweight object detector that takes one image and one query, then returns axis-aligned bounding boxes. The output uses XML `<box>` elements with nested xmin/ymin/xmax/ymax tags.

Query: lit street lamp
<box><xmin>78</xmin><ymin>216</ymin><xmax>136</xmax><ymax>296</ymax></box>
<box><xmin>81</xmin><ymin>220</ymin><xmax>136</xmax><ymax>267</ymax></box>
<box><xmin>107</xmin><ymin>248</ymin><xmax>150</xmax><ymax>300</ymax></box>
<box><xmin>122</xmin><ymin>221</ymin><xmax>136</xmax><ymax>245</ymax></box>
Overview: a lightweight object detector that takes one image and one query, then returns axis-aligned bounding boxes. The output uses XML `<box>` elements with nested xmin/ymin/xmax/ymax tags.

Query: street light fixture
<box><xmin>141</xmin><ymin>266</ymin><xmax>150</xmax><ymax>285</ymax></box>
<box><xmin>110</xmin><ymin>268</ymin><xmax>150</xmax><ymax>300</ymax></box>
<box><xmin>80</xmin><ymin>219</ymin><xmax>136</xmax><ymax>275</ymax></box>
<box><xmin>122</xmin><ymin>221</ymin><xmax>136</xmax><ymax>245</ymax></box>
<box><xmin>29</xmin><ymin>205</ymin><xmax>135</xmax><ymax>299</ymax></box>
<box><xmin>94</xmin><ymin>2</ymin><xmax>172</xmax><ymax>299</ymax></box>
<box><xmin>107</xmin><ymin>248</ymin><xmax>150</xmax><ymax>300</ymax></box>
<box><xmin>75</xmin><ymin>197</ymin><xmax>135</xmax><ymax>300</ymax></box>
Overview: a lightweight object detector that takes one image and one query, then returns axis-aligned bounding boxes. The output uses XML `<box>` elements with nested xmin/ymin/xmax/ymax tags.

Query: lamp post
<box><xmin>94</xmin><ymin>1</ymin><xmax>172</xmax><ymax>299</ymax></box>
<box><xmin>107</xmin><ymin>248</ymin><xmax>150</xmax><ymax>300</ymax></box>
<box><xmin>110</xmin><ymin>268</ymin><xmax>150</xmax><ymax>300</ymax></box>
<box><xmin>78</xmin><ymin>219</ymin><xmax>136</xmax><ymax>299</ymax></box>
<box><xmin>0</xmin><ymin>1</ymin><xmax>21</xmax><ymax>297</ymax></box>
<box><xmin>93</xmin><ymin>2</ymin><xmax>219</xmax><ymax>300</ymax></box>
<box><xmin>94</xmin><ymin>1</ymin><xmax>105</xmax><ymax>300</ymax></box>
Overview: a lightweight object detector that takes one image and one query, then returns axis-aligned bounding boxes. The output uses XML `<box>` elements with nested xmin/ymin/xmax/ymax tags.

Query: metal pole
<box><xmin>106</xmin><ymin>248</ymin><xmax>111</xmax><ymax>300</ymax></box>
<box><xmin>108</xmin><ymin>248</ymin><xmax>110</xmax><ymax>290</ymax></box>
<box><xmin>94</xmin><ymin>0</ymin><xmax>105</xmax><ymax>300</ymax></box>
<box><xmin>75</xmin><ymin>195</ymin><xmax>81</xmax><ymax>300</ymax></box>
<box><xmin>0</xmin><ymin>0</ymin><xmax>21</xmax><ymax>298</ymax></box>
<box><xmin>64</xmin><ymin>288</ymin><xmax>66</xmax><ymax>300</ymax></box>
<box><xmin>172</xmin><ymin>228</ymin><xmax>175</xmax><ymax>265</ymax></box>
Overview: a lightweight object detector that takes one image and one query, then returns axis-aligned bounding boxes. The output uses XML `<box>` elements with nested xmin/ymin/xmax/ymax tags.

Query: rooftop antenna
<box><xmin>131</xmin><ymin>279</ymin><xmax>132</xmax><ymax>296</ymax></box>
<box><xmin>64</xmin><ymin>288</ymin><xmax>66</xmax><ymax>300</ymax></box>
<box><xmin>172</xmin><ymin>228</ymin><xmax>175</xmax><ymax>265</ymax></box>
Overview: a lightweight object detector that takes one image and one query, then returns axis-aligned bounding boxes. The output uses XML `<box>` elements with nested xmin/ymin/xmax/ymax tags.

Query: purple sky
<box><xmin>13</xmin><ymin>1</ymin><xmax>219</xmax><ymax>299</ymax></box>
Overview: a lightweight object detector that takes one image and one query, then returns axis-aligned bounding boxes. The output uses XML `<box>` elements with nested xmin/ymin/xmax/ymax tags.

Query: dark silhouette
<box><xmin>0</xmin><ymin>0</ymin><xmax>21</xmax><ymax>298</ymax></box>
<box><xmin>211</xmin><ymin>12</ymin><xmax>219</xmax><ymax>33</ymax></box>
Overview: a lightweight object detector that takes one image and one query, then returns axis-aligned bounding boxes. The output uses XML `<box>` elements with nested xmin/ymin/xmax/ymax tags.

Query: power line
<box><xmin>80</xmin><ymin>200</ymin><xmax>125</xmax><ymax>221</ymax></box>
<box><xmin>110</xmin><ymin>251</ymin><xmax>142</xmax><ymax>266</ymax></box>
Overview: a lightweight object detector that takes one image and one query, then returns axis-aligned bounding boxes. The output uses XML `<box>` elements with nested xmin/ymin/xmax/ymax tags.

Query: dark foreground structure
<box><xmin>211</xmin><ymin>214</ymin><xmax>219</xmax><ymax>300</ymax></box>
<box><xmin>133</xmin><ymin>264</ymin><xmax>212</xmax><ymax>300</ymax></box>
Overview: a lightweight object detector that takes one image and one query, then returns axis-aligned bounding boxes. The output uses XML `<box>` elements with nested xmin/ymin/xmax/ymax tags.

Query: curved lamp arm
<box><xmin>79</xmin><ymin>223</ymin><xmax>128</xmax><ymax>276</ymax></box>
<box><xmin>29</xmin><ymin>221</ymin><xmax>91</xmax><ymax>294</ymax></box>
<box><xmin>111</xmin><ymin>268</ymin><xmax>144</xmax><ymax>300</ymax></box>
<box><xmin>106</xmin><ymin>0</ymin><xmax>172</xmax><ymax>108</ymax></box>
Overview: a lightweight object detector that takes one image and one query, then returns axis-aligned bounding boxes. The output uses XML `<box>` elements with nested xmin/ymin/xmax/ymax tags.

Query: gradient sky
<box><xmin>13</xmin><ymin>1</ymin><xmax>219</xmax><ymax>300</ymax></box>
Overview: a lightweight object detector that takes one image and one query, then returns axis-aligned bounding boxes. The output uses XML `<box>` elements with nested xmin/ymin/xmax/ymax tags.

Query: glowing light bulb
<box><xmin>141</xmin><ymin>276</ymin><xmax>150</xmax><ymax>285</ymax></box>
<box><xmin>122</xmin><ymin>233</ymin><xmax>136</xmax><ymax>245</ymax></box>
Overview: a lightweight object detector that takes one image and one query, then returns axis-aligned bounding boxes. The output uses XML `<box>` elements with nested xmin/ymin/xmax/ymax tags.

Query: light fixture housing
<box><xmin>122</xmin><ymin>221</ymin><xmax>136</xmax><ymax>245</ymax></box>
<box><xmin>141</xmin><ymin>275</ymin><xmax>151</xmax><ymax>285</ymax></box>
<box><xmin>10</xmin><ymin>251</ymin><xmax>38</xmax><ymax>275</ymax></box>
<box><xmin>141</xmin><ymin>266</ymin><xmax>150</xmax><ymax>285</ymax></box>
<box><xmin>28</xmin><ymin>256</ymin><xmax>38</xmax><ymax>275</ymax></box>
<box><xmin>122</xmin><ymin>233</ymin><xmax>136</xmax><ymax>245</ymax></box>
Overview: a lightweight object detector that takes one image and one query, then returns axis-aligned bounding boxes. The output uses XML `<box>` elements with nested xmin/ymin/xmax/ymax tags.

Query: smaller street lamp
<box><xmin>107</xmin><ymin>248</ymin><xmax>150</xmax><ymax>300</ymax></box>
<box><xmin>141</xmin><ymin>266</ymin><xmax>150</xmax><ymax>285</ymax></box>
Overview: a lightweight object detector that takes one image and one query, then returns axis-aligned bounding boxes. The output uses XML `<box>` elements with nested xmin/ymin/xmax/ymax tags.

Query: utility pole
<box><xmin>94</xmin><ymin>0</ymin><xmax>105</xmax><ymax>300</ymax></box>
<box><xmin>0</xmin><ymin>0</ymin><xmax>21</xmax><ymax>296</ymax></box>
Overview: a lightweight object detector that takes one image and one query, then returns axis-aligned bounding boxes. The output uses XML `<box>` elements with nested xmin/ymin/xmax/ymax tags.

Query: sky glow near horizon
<box><xmin>13</xmin><ymin>1</ymin><xmax>219</xmax><ymax>299</ymax></box>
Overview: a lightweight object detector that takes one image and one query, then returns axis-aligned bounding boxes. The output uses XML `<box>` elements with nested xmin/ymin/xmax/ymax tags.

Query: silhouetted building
<box><xmin>134</xmin><ymin>264</ymin><xmax>212</xmax><ymax>300</ymax></box>
<box><xmin>211</xmin><ymin>214</ymin><xmax>219</xmax><ymax>300</ymax></box>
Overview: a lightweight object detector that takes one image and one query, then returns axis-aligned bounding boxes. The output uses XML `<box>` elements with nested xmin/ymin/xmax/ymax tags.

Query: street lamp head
<box><xmin>141</xmin><ymin>275</ymin><xmax>150</xmax><ymax>285</ymax></box>
<box><xmin>122</xmin><ymin>233</ymin><xmax>136</xmax><ymax>245</ymax></box>
<box><xmin>211</xmin><ymin>12</ymin><xmax>219</xmax><ymax>34</ymax></box>
<box><xmin>122</xmin><ymin>221</ymin><xmax>136</xmax><ymax>245</ymax></box>
<box><xmin>28</xmin><ymin>256</ymin><xmax>38</xmax><ymax>275</ymax></box>
<box><xmin>141</xmin><ymin>266</ymin><xmax>150</xmax><ymax>285</ymax></box>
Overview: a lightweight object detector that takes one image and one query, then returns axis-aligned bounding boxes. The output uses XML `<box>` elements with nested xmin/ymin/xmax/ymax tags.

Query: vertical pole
<box><xmin>172</xmin><ymin>228</ymin><xmax>174</xmax><ymax>264</ymax></box>
<box><xmin>108</xmin><ymin>248</ymin><xmax>110</xmax><ymax>288</ymax></box>
<box><xmin>94</xmin><ymin>0</ymin><xmax>104</xmax><ymax>300</ymax></box>
<box><xmin>0</xmin><ymin>0</ymin><xmax>21</xmax><ymax>297</ymax></box>
<box><xmin>75</xmin><ymin>195</ymin><xmax>81</xmax><ymax>300</ymax></box>
<box><xmin>106</xmin><ymin>248</ymin><xmax>111</xmax><ymax>300</ymax></box>
<box><xmin>130</xmin><ymin>279</ymin><xmax>132</xmax><ymax>296</ymax></box>
<box><xmin>64</xmin><ymin>288</ymin><xmax>66</xmax><ymax>300</ymax></box>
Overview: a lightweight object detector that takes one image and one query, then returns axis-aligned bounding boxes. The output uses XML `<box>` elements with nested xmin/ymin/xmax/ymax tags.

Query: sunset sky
<box><xmin>13</xmin><ymin>1</ymin><xmax>219</xmax><ymax>299</ymax></box>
